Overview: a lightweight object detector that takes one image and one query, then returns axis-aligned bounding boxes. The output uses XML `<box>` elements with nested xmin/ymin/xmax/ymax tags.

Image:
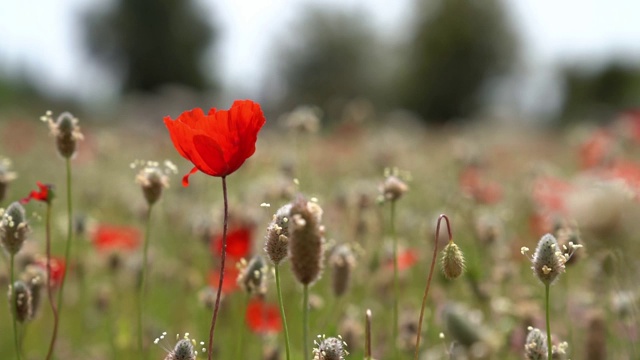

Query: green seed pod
<box><xmin>532</xmin><ymin>234</ymin><xmax>565</xmax><ymax>285</ymax></box>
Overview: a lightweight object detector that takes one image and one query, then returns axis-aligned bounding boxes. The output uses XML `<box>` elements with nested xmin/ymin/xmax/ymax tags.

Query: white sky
<box><xmin>1</xmin><ymin>0</ymin><xmax>639</xmax><ymax>108</ymax></box>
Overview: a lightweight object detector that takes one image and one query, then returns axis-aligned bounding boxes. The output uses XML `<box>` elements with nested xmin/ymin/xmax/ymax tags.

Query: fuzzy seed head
<box><xmin>237</xmin><ymin>255</ymin><xmax>268</xmax><ymax>296</ymax></box>
<box><xmin>289</xmin><ymin>196</ymin><xmax>325</xmax><ymax>285</ymax></box>
<box><xmin>532</xmin><ymin>234</ymin><xmax>565</xmax><ymax>285</ymax></box>
<box><xmin>133</xmin><ymin>160</ymin><xmax>174</xmax><ymax>206</ymax></box>
<box><xmin>329</xmin><ymin>244</ymin><xmax>356</xmax><ymax>297</ymax></box>
<box><xmin>9</xmin><ymin>280</ymin><xmax>32</xmax><ymax>323</ymax></box>
<box><xmin>1</xmin><ymin>202</ymin><xmax>29</xmax><ymax>255</ymax></box>
<box><xmin>524</xmin><ymin>327</ymin><xmax>548</xmax><ymax>360</ymax></box>
<box><xmin>313</xmin><ymin>335</ymin><xmax>348</xmax><ymax>360</ymax></box>
<box><xmin>45</xmin><ymin>112</ymin><xmax>83</xmax><ymax>159</ymax></box>
<box><xmin>264</xmin><ymin>203</ymin><xmax>292</xmax><ymax>265</ymax></box>
<box><xmin>22</xmin><ymin>265</ymin><xmax>45</xmax><ymax>319</ymax></box>
<box><xmin>165</xmin><ymin>339</ymin><xmax>196</xmax><ymax>360</ymax></box>
<box><xmin>441</xmin><ymin>242</ymin><xmax>465</xmax><ymax>280</ymax></box>
<box><xmin>381</xmin><ymin>175</ymin><xmax>408</xmax><ymax>202</ymax></box>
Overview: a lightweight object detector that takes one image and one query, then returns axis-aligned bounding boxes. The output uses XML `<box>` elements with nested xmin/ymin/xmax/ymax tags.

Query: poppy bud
<box><xmin>441</xmin><ymin>242</ymin><xmax>465</xmax><ymax>280</ymax></box>
<box><xmin>264</xmin><ymin>204</ymin><xmax>292</xmax><ymax>265</ymax></box>
<box><xmin>313</xmin><ymin>335</ymin><xmax>348</xmax><ymax>360</ymax></box>
<box><xmin>289</xmin><ymin>196</ymin><xmax>324</xmax><ymax>286</ymax></box>
<box><xmin>1</xmin><ymin>202</ymin><xmax>29</xmax><ymax>255</ymax></box>
<box><xmin>329</xmin><ymin>244</ymin><xmax>356</xmax><ymax>297</ymax></box>
<box><xmin>9</xmin><ymin>280</ymin><xmax>32</xmax><ymax>323</ymax></box>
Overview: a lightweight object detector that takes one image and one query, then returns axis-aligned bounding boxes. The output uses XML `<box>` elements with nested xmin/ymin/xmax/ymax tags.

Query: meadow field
<box><xmin>0</xmin><ymin>104</ymin><xmax>638</xmax><ymax>360</ymax></box>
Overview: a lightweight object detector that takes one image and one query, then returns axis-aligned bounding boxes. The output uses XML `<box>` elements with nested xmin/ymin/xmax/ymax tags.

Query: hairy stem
<box><xmin>275</xmin><ymin>265</ymin><xmax>292</xmax><ymax>360</ymax></box>
<box><xmin>414</xmin><ymin>214</ymin><xmax>452</xmax><ymax>360</ymax></box>
<box><xmin>208</xmin><ymin>176</ymin><xmax>228</xmax><ymax>360</ymax></box>
<box><xmin>137</xmin><ymin>205</ymin><xmax>153</xmax><ymax>359</ymax></box>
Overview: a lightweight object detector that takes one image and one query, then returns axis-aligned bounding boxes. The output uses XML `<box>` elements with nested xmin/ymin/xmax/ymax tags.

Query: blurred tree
<box><xmin>83</xmin><ymin>0</ymin><xmax>216</xmax><ymax>93</ymax></box>
<box><xmin>398</xmin><ymin>0</ymin><xmax>518</xmax><ymax>123</ymax></box>
<box><xmin>270</xmin><ymin>7</ymin><xmax>379</xmax><ymax>121</ymax></box>
<box><xmin>560</xmin><ymin>62</ymin><xmax>640</xmax><ymax>123</ymax></box>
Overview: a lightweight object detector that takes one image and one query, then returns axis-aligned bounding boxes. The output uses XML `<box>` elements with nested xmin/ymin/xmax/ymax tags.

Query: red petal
<box><xmin>246</xmin><ymin>299</ymin><xmax>282</xmax><ymax>333</ymax></box>
<box><xmin>211</xmin><ymin>227</ymin><xmax>252</xmax><ymax>259</ymax></box>
<box><xmin>182</xmin><ymin>166</ymin><xmax>199</xmax><ymax>187</ymax></box>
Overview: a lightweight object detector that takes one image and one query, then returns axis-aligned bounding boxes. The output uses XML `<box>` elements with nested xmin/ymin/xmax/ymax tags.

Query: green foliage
<box><xmin>83</xmin><ymin>0</ymin><xmax>216</xmax><ymax>93</ymax></box>
<box><xmin>398</xmin><ymin>0</ymin><xmax>518</xmax><ymax>123</ymax></box>
<box><xmin>559</xmin><ymin>62</ymin><xmax>640</xmax><ymax>123</ymax></box>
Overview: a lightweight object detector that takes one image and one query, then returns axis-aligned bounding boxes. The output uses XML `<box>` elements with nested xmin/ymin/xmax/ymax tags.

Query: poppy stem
<box><xmin>414</xmin><ymin>214</ymin><xmax>452</xmax><ymax>360</ymax></box>
<box><xmin>275</xmin><ymin>264</ymin><xmax>292</xmax><ymax>360</ymax></box>
<box><xmin>208</xmin><ymin>176</ymin><xmax>228</xmax><ymax>360</ymax></box>
<box><xmin>10</xmin><ymin>253</ymin><xmax>21</xmax><ymax>360</ymax></box>
<box><xmin>137</xmin><ymin>204</ymin><xmax>154</xmax><ymax>359</ymax></box>
<box><xmin>45</xmin><ymin>203</ymin><xmax>59</xmax><ymax>360</ymax></box>
<box><xmin>390</xmin><ymin>199</ymin><xmax>399</xmax><ymax>360</ymax></box>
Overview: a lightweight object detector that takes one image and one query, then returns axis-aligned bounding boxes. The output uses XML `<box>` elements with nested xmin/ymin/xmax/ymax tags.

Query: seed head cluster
<box><xmin>313</xmin><ymin>335</ymin><xmax>348</xmax><ymax>360</ymax></box>
<box><xmin>155</xmin><ymin>332</ymin><xmax>206</xmax><ymax>360</ymax></box>
<box><xmin>329</xmin><ymin>244</ymin><xmax>356</xmax><ymax>297</ymax></box>
<box><xmin>522</xmin><ymin>233</ymin><xmax>581</xmax><ymax>285</ymax></box>
<box><xmin>237</xmin><ymin>255</ymin><xmax>268</xmax><ymax>296</ymax></box>
<box><xmin>41</xmin><ymin>111</ymin><xmax>83</xmax><ymax>159</ymax></box>
<box><xmin>264</xmin><ymin>203</ymin><xmax>292</xmax><ymax>265</ymax></box>
<box><xmin>524</xmin><ymin>327</ymin><xmax>547</xmax><ymax>360</ymax></box>
<box><xmin>9</xmin><ymin>280</ymin><xmax>32</xmax><ymax>323</ymax></box>
<box><xmin>132</xmin><ymin>160</ymin><xmax>176</xmax><ymax>206</ymax></box>
<box><xmin>288</xmin><ymin>196</ymin><xmax>325</xmax><ymax>285</ymax></box>
<box><xmin>441</xmin><ymin>242</ymin><xmax>465</xmax><ymax>280</ymax></box>
<box><xmin>0</xmin><ymin>202</ymin><xmax>29</xmax><ymax>255</ymax></box>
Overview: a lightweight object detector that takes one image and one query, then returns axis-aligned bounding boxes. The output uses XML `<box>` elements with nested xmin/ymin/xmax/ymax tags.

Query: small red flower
<box><xmin>211</xmin><ymin>227</ymin><xmax>252</xmax><ymax>259</ymax></box>
<box><xmin>386</xmin><ymin>248</ymin><xmax>418</xmax><ymax>271</ymax></box>
<box><xmin>20</xmin><ymin>182</ymin><xmax>54</xmax><ymax>204</ymax></box>
<box><xmin>459</xmin><ymin>166</ymin><xmax>502</xmax><ymax>205</ymax></box>
<box><xmin>35</xmin><ymin>256</ymin><xmax>66</xmax><ymax>288</ymax></box>
<box><xmin>164</xmin><ymin>100</ymin><xmax>266</xmax><ymax>186</ymax></box>
<box><xmin>92</xmin><ymin>225</ymin><xmax>141</xmax><ymax>253</ymax></box>
<box><xmin>579</xmin><ymin>130</ymin><xmax>614</xmax><ymax>169</ymax></box>
<box><xmin>208</xmin><ymin>265</ymin><xmax>239</xmax><ymax>294</ymax></box>
<box><xmin>246</xmin><ymin>298</ymin><xmax>282</xmax><ymax>334</ymax></box>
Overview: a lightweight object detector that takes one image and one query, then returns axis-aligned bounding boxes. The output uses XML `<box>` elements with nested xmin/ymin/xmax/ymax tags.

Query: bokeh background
<box><xmin>1</xmin><ymin>0</ymin><xmax>639</xmax><ymax>125</ymax></box>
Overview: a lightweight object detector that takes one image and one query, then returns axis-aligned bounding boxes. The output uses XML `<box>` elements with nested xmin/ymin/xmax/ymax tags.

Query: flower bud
<box><xmin>46</xmin><ymin>112</ymin><xmax>83</xmax><ymax>159</ymax></box>
<box><xmin>313</xmin><ymin>335</ymin><xmax>348</xmax><ymax>360</ymax></box>
<box><xmin>9</xmin><ymin>280</ymin><xmax>32</xmax><ymax>323</ymax></box>
<box><xmin>532</xmin><ymin>234</ymin><xmax>565</xmax><ymax>285</ymax></box>
<box><xmin>524</xmin><ymin>327</ymin><xmax>547</xmax><ymax>360</ymax></box>
<box><xmin>289</xmin><ymin>196</ymin><xmax>324</xmax><ymax>285</ymax></box>
<box><xmin>1</xmin><ymin>202</ymin><xmax>29</xmax><ymax>255</ymax></box>
<box><xmin>264</xmin><ymin>204</ymin><xmax>292</xmax><ymax>265</ymax></box>
<box><xmin>441</xmin><ymin>242</ymin><xmax>465</xmax><ymax>280</ymax></box>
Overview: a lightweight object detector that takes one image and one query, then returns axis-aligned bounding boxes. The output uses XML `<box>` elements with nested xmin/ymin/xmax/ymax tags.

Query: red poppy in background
<box><xmin>211</xmin><ymin>227</ymin><xmax>252</xmax><ymax>259</ymax></box>
<box><xmin>386</xmin><ymin>248</ymin><xmax>418</xmax><ymax>271</ymax></box>
<box><xmin>600</xmin><ymin>160</ymin><xmax>640</xmax><ymax>200</ymax></box>
<box><xmin>20</xmin><ymin>182</ymin><xmax>54</xmax><ymax>204</ymax></box>
<box><xmin>579</xmin><ymin>130</ymin><xmax>614</xmax><ymax>169</ymax></box>
<box><xmin>35</xmin><ymin>256</ymin><xmax>66</xmax><ymax>288</ymax></box>
<box><xmin>531</xmin><ymin>176</ymin><xmax>574</xmax><ymax>214</ymax></box>
<box><xmin>92</xmin><ymin>225</ymin><xmax>141</xmax><ymax>253</ymax></box>
<box><xmin>246</xmin><ymin>298</ymin><xmax>282</xmax><ymax>334</ymax></box>
<box><xmin>459</xmin><ymin>166</ymin><xmax>503</xmax><ymax>205</ymax></box>
<box><xmin>164</xmin><ymin>100</ymin><xmax>266</xmax><ymax>186</ymax></box>
<box><xmin>208</xmin><ymin>265</ymin><xmax>239</xmax><ymax>294</ymax></box>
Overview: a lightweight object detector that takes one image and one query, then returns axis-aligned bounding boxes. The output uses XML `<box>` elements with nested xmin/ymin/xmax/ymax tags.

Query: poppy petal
<box><xmin>193</xmin><ymin>134</ymin><xmax>229</xmax><ymax>176</ymax></box>
<box><xmin>182</xmin><ymin>166</ymin><xmax>199</xmax><ymax>187</ymax></box>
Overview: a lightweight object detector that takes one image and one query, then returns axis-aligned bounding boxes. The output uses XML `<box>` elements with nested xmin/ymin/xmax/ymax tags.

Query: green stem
<box><xmin>275</xmin><ymin>265</ymin><xmax>292</xmax><ymax>360</ymax></box>
<box><xmin>207</xmin><ymin>176</ymin><xmax>229</xmax><ymax>360</ymax></box>
<box><xmin>10</xmin><ymin>254</ymin><xmax>21</xmax><ymax>360</ymax></box>
<box><xmin>138</xmin><ymin>205</ymin><xmax>153</xmax><ymax>359</ymax></box>
<box><xmin>390</xmin><ymin>200</ymin><xmax>398</xmax><ymax>360</ymax></box>
<box><xmin>414</xmin><ymin>214</ymin><xmax>452</xmax><ymax>360</ymax></box>
<box><xmin>52</xmin><ymin>158</ymin><xmax>73</xmax><ymax>359</ymax></box>
<box><xmin>545</xmin><ymin>283</ymin><xmax>552</xmax><ymax>360</ymax></box>
<box><xmin>45</xmin><ymin>203</ymin><xmax>59</xmax><ymax>360</ymax></box>
<box><xmin>303</xmin><ymin>284</ymin><xmax>310</xmax><ymax>359</ymax></box>
<box><xmin>236</xmin><ymin>292</ymin><xmax>249</xmax><ymax>360</ymax></box>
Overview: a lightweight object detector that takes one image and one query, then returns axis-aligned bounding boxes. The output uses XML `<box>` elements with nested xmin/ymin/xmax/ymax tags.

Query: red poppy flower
<box><xmin>164</xmin><ymin>100</ymin><xmax>266</xmax><ymax>186</ymax></box>
<box><xmin>20</xmin><ymin>182</ymin><xmax>54</xmax><ymax>204</ymax></box>
<box><xmin>386</xmin><ymin>248</ymin><xmax>418</xmax><ymax>271</ymax></box>
<box><xmin>531</xmin><ymin>176</ymin><xmax>574</xmax><ymax>214</ymax></box>
<box><xmin>35</xmin><ymin>256</ymin><xmax>66</xmax><ymax>288</ymax></box>
<box><xmin>579</xmin><ymin>130</ymin><xmax>613</xmax><ymax>169</ymax></box>
<box><xmin>600</xmin><ymin>160</ymin><xmax>640</xmax><ymax>200</ymax></box>
<box><xmin>92</xmin><ymin>225</ymin><xmax>141</xmax><ymax>253</ymax></box>
<box><xmin>459</xmin><ymin>166</ymin><xmax>502</xmax><ymax>204</ymax></box>
<box><xmin>211</xmin><ymin>227</ymin><xmax>252</xmax><ymax>259</ymax></box>
<box><xmin>245</xmin><ymin>298</ymin><xmax>282</xmax><ymax>334</ymax></box>
<box><xmin>208</xmin><ymin>265</ymin><xmax>239</xmax><ymax>294</ymax></box>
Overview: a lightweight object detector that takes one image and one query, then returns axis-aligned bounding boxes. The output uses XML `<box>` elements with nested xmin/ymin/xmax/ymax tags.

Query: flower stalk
<box><xmin>137</xmin><ymin>204</ymin><xmax>154</xmax><ymax>358</ymax></box>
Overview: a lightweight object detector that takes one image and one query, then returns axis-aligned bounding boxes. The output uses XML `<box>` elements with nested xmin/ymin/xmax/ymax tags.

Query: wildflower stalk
<box><xmin>303</xmin><ymin>283</ymin><xmax>310</xmax><ymax>358</ymax></box>
<box><xmin>365</xmin><ymin>309</ymin><xmax>372</xmax><ymax>360</ymax></box>
<box><xmin>545</xmin><ymin>283</ymin><xmax>552</xmax><ymax>360</ymax></box>
<box><xmin>390</xmin><ymin>200</ymin><xmax>399</xmax><ymax>360</ymax></box>
<box><xmin>414</xmin><ymin>214</ymin><xmax>452</xmax><ymax>360</ymax></box>
<box><xmin>275</xmin><ymin>264</ymin><xmax>292</xmax><ymax>360</ymax></box>
<box><xmin>44</xmin><ymin>202</ymin><xmax>59</xmax><ymax>360</ymax></box>
<box><xmin>137</xmin><ymin>204</ymin><xmax>154</xmax><ymax>358</ymax></box>
<box><xmin>51</xmin><ymin>159</ymin><xmax>73</xmax><ymax>360</ymax></box>
<box><xmin>208</xmin><ymin>176</ymin><xmax>229</xmax><ymax>360</ymax></box>
<box><xmin>10</xmin><ymin>253</ymin><xmax>21</xmax><ymax>360</ymax></box>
